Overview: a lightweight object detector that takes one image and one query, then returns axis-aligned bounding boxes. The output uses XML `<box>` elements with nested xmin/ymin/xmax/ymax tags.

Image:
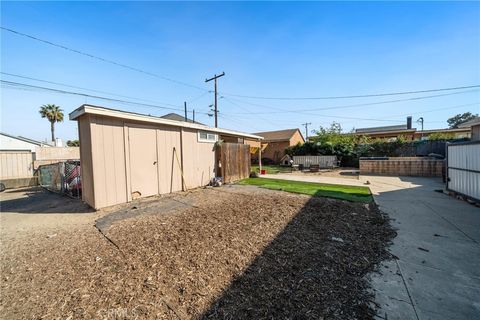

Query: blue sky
<box><xmin>1</xmin><ymin>1</ymin><xmax>479</xmax><ymax>141</ymax></box>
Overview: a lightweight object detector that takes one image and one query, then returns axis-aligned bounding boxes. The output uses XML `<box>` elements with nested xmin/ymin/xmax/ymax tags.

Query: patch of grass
<box><xmin>239</xmin><ymin>178</ymin><xmax>373</xmax><ymax>203</ymax></box>
<box><xmin>251</xmin><ymin>165</ymin><xmax>292</xmax><ymax>174</ymax></box>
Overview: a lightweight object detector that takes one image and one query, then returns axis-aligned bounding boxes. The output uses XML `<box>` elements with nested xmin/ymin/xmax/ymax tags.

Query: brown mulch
<box><xmin>0</xmin><ymin>186</ymin><xmax>395</xmax><ymax>319</ymax></box>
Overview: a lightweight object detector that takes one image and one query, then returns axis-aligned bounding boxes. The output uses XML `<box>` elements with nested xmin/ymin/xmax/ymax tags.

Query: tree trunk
<box><xmin>51</xmin><ymin>121</ymin><xmax>55</xmax><ymax>144</ymax></box>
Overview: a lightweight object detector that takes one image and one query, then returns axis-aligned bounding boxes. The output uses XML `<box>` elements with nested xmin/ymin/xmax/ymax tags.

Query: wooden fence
<box><xmin>218</xmin><ymin>143</ymin><xmax>250</xmax><ymax>183</ymax></box>
<box><xmin>0</xmin><ymin>151</ymin><xmax>34</xmax><ymax>179</ymax></box>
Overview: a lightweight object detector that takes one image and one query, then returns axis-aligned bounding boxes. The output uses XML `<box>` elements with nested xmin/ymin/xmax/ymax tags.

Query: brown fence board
<box><xmin>219</xmin><ymin>143</ymin><xmax>250</xmax><ymax>183</ymax></box>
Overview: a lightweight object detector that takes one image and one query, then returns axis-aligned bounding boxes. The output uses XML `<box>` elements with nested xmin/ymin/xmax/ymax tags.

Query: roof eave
<box><xmin>69</xmin><ymin>105</ymin><xmax>264</xmax><ymax>140</ymax></box>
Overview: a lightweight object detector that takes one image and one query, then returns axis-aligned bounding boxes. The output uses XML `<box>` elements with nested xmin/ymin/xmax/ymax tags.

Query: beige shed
<box><xmin>69</xmin><ymin>105</ymin><xmax>263</xmax><ymax>209</ymax></box>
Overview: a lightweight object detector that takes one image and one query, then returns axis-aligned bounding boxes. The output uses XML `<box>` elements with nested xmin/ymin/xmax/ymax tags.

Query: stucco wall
<box><xmin>261</xmin><ymin>141</ymin><xmax>290</xmax><ymax>163</ymax></box>
<box><xmin>472</xmin><ymin>124</ymin><xmax>480</xmax><ymax>141</ymax></box>
<box><xmin>33</xmin><ymin>146</ymin><xmax>80</xmax><ymax>169</ymax></box>
<box><xmin>289</xmin><ymin>130</ymin><xmax>305</xmax><ymax>146</ymax></box>
<box><xmin>0</xmin><ymin>134</ymin><xmax>42</xmax><ymax>152</ymax></box>
<box><xmin>35</xmin><ymin>146</ymin><xmax>79</xmax><ymax>160</ymax></box>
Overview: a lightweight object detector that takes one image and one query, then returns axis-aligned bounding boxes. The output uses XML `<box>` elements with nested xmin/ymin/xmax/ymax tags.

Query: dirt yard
<box><xmin>0</xmin><ymin>185</ymin><xmax>394</xmax><ymax>319</ymax></box>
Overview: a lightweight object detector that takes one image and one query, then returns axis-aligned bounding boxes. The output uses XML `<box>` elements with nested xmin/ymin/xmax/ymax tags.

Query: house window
<box><xmin>198</xmin><ymin>131</ymin><xmax>218</xmax><ymax>143</ymax></box>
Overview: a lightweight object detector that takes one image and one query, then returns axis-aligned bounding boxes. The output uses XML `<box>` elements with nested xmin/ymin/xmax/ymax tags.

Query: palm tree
<box><xmin>39</xmin><ymin>104</ymin><xmax>64</xmax><ymax>143</ymax></box>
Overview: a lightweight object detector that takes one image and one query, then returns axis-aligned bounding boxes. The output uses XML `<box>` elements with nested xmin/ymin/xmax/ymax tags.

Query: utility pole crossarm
<box><xmin>302</xmin><ymin>122</ymin><xmax>312</xmax><ymax>140</ymax></box>
<box><xmin>205</xmin><ymin>72</ymin><xmax>225</xmax><ymax>128</ymax></box>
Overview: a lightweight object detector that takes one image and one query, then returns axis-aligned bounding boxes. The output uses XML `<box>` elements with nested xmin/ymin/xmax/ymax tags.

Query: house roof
<box><xmin>355</xmin><ymin>124</ymin><xmax>410</xmax><ymax>134</ymax></box>
<box><xmin>418</xmin><ymin>127</ymin><xmax>471</xmax><ymax>134</ymax></box>
<box><xmin>160</xmin><ymin>112</ymin><xmax>204</xmax><ymax>125</ymax></box>
<box><xmin>0</xmin><ymin>132</ymin><xmax>50</xmax><ymax>146</ymax></box>
<box><xmin>353</xmin><ymin>127</ymin><xmax>470</xmax><ymax>136</ymax></box>
<box><xmin>457</xmin><ymin>117</ymin><xmax>480</xmax><ymax>128</ymax></box>
<box><xmin>354</xmin><ymin>128</ymin><xmax>417</xmax><ymax>136</ymax></box>
<box><xmin>69</xmin><ymin>105</ymin><xmax>263</xmax><ymax>140</ymax></box>
<box><xmin>253</xmin><ymin>128</ymin><xmax>303</xmax><ymax>142</ymax></box>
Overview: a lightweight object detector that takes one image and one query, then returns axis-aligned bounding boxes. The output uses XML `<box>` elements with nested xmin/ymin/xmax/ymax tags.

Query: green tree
<box><xmin>447</xmin><ymin>112</ymin><xmax>478</xmax><ymax>128</ymax></box>
<box><xmin>66</xmin><ymin>139</ymin><xmax>80</xmax><ymax>147</ymax></box>
<box><xmin>39</xmin><ymin>104</ymin><xmax>64</xmax><ymax>143</ymax></box>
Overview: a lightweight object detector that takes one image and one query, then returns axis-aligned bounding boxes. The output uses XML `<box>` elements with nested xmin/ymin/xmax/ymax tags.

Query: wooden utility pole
<box><xmin>205</xmin><ymin>72</ymin><xmax>225</xmax><ymax>128</ymax></box>
<box><xmin>193</xmin><ymin>109</ymin><xmax>195</xmax><ymax>123</ymax></box>
<box><xmin>302</xmin><ymin>122</ymin><xmax>312</xmax><ymax>139</ymax></box>
<box><xmin>184</xmin><ymin>101</ymin><xmax>187</xmax><ymax>121</ymax></box>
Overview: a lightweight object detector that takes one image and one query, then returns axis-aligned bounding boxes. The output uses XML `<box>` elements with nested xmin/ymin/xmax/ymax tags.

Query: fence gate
<box><xmin>218</xmin><ymin>143</ymin><xmax>250</xmax><ymax>183</ymax></box>
<box><xmin>38</xmin><ymin>160</ymin><xmax>82</xmax><ymax>198</ymax></box>
<box><xmin>446</xmin><ymin>141</ymin><xmax>480</xmax><ymax>201</ymax></box>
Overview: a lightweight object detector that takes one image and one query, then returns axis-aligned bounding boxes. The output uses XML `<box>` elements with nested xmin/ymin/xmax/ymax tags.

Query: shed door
<box><xmin>128</xmin><ymin>126</ymin><xmax>158</xmax><ymax>198</ymax></box>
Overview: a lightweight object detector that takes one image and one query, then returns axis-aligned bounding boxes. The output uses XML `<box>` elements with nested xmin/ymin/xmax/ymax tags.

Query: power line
<box><xmin>221</xmin><ymin>84</ymin><xmax>480</xmax><ymax>100</ymax></box>
<box><xmin>221</xmin><ymin>96</ymin><xmax>280</xmax><ymax>127</ymax></box>
<box><xmin>1</xmin><ymin>72</ymin><xmax>183</xmax><ymax>107</ymax></box>
<box><xmin>222</xmin><ymin>104</ymin><xmax>405</xmax><ymax>123</ymax></box>
<box><xmin>187</xmin><ymin>90</ymin><xmax>212</xmax><ymax>103</ymax></box>
<box><xmin>1</xmin><ymin>80</ymin><xmax>210</xmax><ymax>115</ymax></box>
<box><xmin>226</xmin><ymin>89</ymin><xmax>480</xmax><ymax>115</ymax></box>
<box><xmin>218</xmin><ymin>113</ymin><xmax>263</xmax><ymax>132</ymax></box>
<box><xmin>5</xmin><ymin>27</ymin><xmax>480</xmax><ymax>105</ymax></box>
<box><xmin>1</xmin><ymin>26</ymin><xmax>209</xmax><ymax>92</ymax></box>
<box><xmin>3</xmin><ymin>78</ymin><xmax>476</xmax><ymax>128</ymax></box>
<box><xmin>227</xmin><ymin>102</ymin><xmax>478</xmax><ymax>122</ymax></box>
<box><xmin>376</xmin><ymin>102</ymin><xmax>479</xmax><ymax>119</ymax></box>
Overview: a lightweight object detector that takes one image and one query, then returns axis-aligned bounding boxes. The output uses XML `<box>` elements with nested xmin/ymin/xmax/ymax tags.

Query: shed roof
<box><xmin>253</xmin><ymin>128</ymin><xmax>302</xmax><ymax>142</ymax></box>
<box><xmin>69</xmin><ymin>105</ymin><xmax>263</xmax><ymax>140</ymax></box>
<box><xmin>160</xmin><ymin>112</ymin><xmax>204</xmax><ymax>125</ymax></box>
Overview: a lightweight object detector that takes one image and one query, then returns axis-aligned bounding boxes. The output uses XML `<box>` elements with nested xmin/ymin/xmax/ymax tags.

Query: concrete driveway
<box><xmin>260</xmin><ymin>174</ymin><xmax>480</xmax><ymax>319</ymax></box>
<box><xmin>367</xmin><ymin>176</ymin><xmax>480</xmax><ymax>320</ymax></box>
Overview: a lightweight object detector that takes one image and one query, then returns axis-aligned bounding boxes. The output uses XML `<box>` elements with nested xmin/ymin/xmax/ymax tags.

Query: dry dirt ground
<box><xmin>0</xmin><ymin>185</ymin><xmax>394</xmax><ymax>320</ymax></box>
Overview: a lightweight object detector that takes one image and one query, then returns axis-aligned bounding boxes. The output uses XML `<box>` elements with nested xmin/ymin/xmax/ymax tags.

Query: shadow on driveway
<box><xmin>0</xmin><ymin>187</ymin><xmax>92</xmax><ymax>214</ymax></box>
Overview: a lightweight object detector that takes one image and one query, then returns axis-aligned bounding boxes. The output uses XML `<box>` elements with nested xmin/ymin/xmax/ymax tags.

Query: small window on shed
<box><xmin>198</xmin><ymin>131</ymin><xmax>218</xmax><ymax>143</ymax></box>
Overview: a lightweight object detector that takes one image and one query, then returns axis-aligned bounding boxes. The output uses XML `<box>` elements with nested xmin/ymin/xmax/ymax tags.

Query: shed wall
<box><xmin>80</xmin><ymin>115</ymin><xmax>217</xmax><ymax>209</ymax></box>
<box><xmin>156</xmin><ymin>126</ymin><xmax>183</xmax><ymax>194</ymax></box>
<box><xmin>78</xmin><ymin>115</ymin><xmax>95</xmax><ymax>206</ymax></box>
<box><xmin>182</xmin><ymin>128</ymin><xmax>215</xmax><ymax>189</ymax></box>
<box><xmin>89</xmin><ymin>115</ymin><xmax>128</xmax><ymax>209</ymax></box>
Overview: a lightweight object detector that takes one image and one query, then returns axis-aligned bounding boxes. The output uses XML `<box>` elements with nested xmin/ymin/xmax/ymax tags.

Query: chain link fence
<box><xmin>38</xmin><ymin>160</ymin><xmax>81</xmax><ymax>198</ymax></box>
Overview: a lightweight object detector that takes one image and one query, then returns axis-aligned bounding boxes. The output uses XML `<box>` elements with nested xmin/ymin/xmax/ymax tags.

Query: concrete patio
<box><xmin>260</xmin><ymin>174</ymin><xmax>480</xmax><ymax>319</ymax></box>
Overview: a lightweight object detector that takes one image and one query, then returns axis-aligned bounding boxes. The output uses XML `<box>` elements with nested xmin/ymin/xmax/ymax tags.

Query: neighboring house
<box><xmin>0</xmin><ymin>132</ymin><xmax>81</xmax><ymax>189</ymax></box>
<box><xmin>458</xmin><ymin>117</ymin><xmax>480</xmax><ymax>141</ymax></box>
<box><xmin>354</xmin><ymin>116</ymin><xmax>471</xmax><ymax>141</ymax></box>
<box><xmin>0</xmin><ymin>132</ymin><xmax>51</xmax><ymax>152</ymax></box>
<box><xmin>69</xmin><ymin>104</ymin><xmax>262</xmax><ymax>209</ymax></box>
<box><xmin>247</xmin><ymin>128</ymin><xmax>305</xmax><ymax>164</ymax></box>
<box><xmin>160</xmin><ymin>112</ymin><xmax>204</xmax><ymax>125</ymax></box>
<box><xmin>0</xmin><ymin>132</ymin><xmax>51</xmax><ymax>188</ymax></box>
